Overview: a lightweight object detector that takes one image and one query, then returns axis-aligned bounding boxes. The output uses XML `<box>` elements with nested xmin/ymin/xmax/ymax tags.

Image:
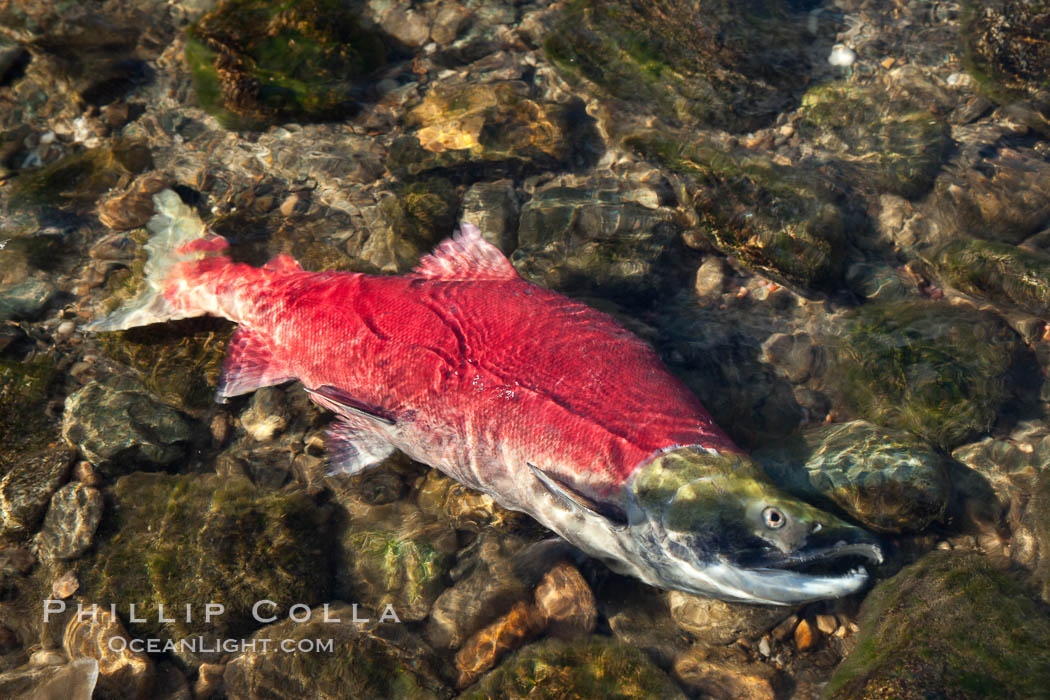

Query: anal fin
<box><xmin>216</xmin><ymin>327</ymin><xmax>295</xmax><ymax>400</ymax></box>
<box><xmin>326</xmin><ymin>418</ymin><xmax>396</xmax><ymax>476</ymax></box>
<box><xmin>304</xmin><ymin>385</ymin><xmax>396</xmax><ymax>426</ymax></box>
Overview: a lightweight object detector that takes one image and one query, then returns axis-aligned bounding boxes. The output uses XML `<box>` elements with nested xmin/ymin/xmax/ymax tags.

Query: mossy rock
<box><xmin>630</xmin><ymin>133</ymin><xmax>845</xmax><ymax>292</ymax></box>
<box><xmin>755</xmin><ymin>420</ymin><xmax>949</xmax><ymax>533</ymax></box>
<box><xmin>0</xmin><ymin>354</ymin><xmax>58</xmax><ymax>455</ymax></box>
<box><xmin>511</xmin><ymin>182</ymin><xmax>688</xmax><ymax>300</ymax></box>
<box><xmin>8</xmin><ymin>140</ymin><xmax>151</xmax><ymax>213</ymax></box>
<box><xmin>833</xmin><ymin>301</ymin><xmax>1018</xmax><ymax>449</ymax></box>
<box><xmin>186</xmin><ymin>0</ymin><xmax>388</xmax><ymax>130</ymax></box>
<box><xmin>962</xmin><ymin>1</ymin><xmax>1050</xmax><ymax>133</ymax></box>
<box><xmin>77</xmin><ymin>472</ymin><xmax>330</xmax><ymax>651</ymax></box>
<box><xmin>935</xmin><ymin>237</ymin><xmax>1050</xmax><ymax>317</ymax></box>
<box><xmin>223</xmin><ymin>603</ymin><xmax>447</xmax><ymax>699</ymax></box>
<box><xmin>98</xmin><ymin>317</ymin><xmax>233</xmax><ymax>413</ymax></box>
<box><xmin>388</xmin><ymin>81</ymin><xmax>594</xmax><ymax>177</ymax></box>
<box><xmin>826</xmin><ymin>551</ymin><xmax>1050</xmax><ymax>699</ymax></box>
<box><xmin>797</xmin><ymin>82</ymin><xmax>949</xmax><ymax>198</ymax></box>
<box><xmin>542</xmin><ymin>0</ymin><xmax>812</xmax><ymax>134</ymax></box>
<box><xmin>459</xmin><ymin>635</ymin><xmax>686</xmax><ymax>699</ymax></box>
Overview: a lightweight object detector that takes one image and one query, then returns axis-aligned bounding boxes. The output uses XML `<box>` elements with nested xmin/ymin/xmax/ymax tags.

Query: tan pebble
<box><xmin>30</xmin><ymin>649</ymin><xmax>68</xmax><ymax>666</ymax></box>
<box><xmin>52</xmin><ymin>570</ymin><xmax>79</xmax><ymax>599</ymax></box>
<box><xmin>1018</xmin><ymin>442</ymin><xmax>1034</xmax><ymax>454</ymax></box>
<box><xmin>64</xmin><ymin>606</ymin><xmax>154</xmax><ymax>696</ymax></box>
<box><xmin>211</xmin><ymin>414</ymin><xmax>229</xmax><ymax>446</ymax></box>
<box><xmin>794</xmin><ymin>618</ymin><xmax>815</xmax><ymax>651</ymax></box>
<box><xmin>758</xmin><ymin>636</ymin><xmax>772</xmax><ymax>657</ymax></box>
<box><xmin>56</xmin><ymin>320</ymin><xmax>76</xmax><ymax>339</ymax></box>
<box><xmin>96</xmin><ymin>173</ymin><xmax>168</xmax><ymax>231</ymax></box>
<box><xmin>834</xmin><ymin>625</ymin><xmax>848</xmax><ymax>638</ymax></box>
<box><xmin>253</xmin><ymin>195</ymin><xmax>274</xmax><ymax>213</ymax></box>
<box><xmin>280</xmin><ymin>194</ymin><xmax>300</xmax><ymax>217</ymax></box>
<box><xmin>195</xmin><ymin>662</ymin><xmax>226</xmax><ymax>699</ymax></box>
<box><xmin>936</xmin><ymin>540</ymin><xmax>952</xmax><ymax>550</ymax></box>
<box><xmin>881</xmin><ymin>57</ymin><xmax>896</xmax><ymax>69</ymax></box>
<box><xmin>75</xmin><ymin>460</ymin><xmax>102</xmax><ymax>487</ymax></box>
<box><xmin>815</xmin><ymin>614</ymin><xmax>837</xmax><ymax>635</ymax></box>
<box><xmin>849</xmin><ymin>622</ymin><xmax>860</xmax><ymax>633</ymax></box>
<box><xmin>533</xmin><ymin>561</ymin><xmax>597</xmax><ymax>639</ymax></box>
<box><xmin>770</xmin><ymin>614</ymin><xmax>797</xmax><ymax>642</ymax></box>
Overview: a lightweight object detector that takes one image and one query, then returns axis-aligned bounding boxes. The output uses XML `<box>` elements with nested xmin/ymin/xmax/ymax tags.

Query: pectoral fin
<box><xmin>527</xmin><ymin>463</ymin><xmax>627</xmax><ymax>528</ymax></box>
<box><xmin>325</xmin><ymin>418</ymin><xmax>396</xmax><ymax>476</ymax></box>
<box><xmin>304</xmin><ymin>385</ymin><xmax>396</xmax><ymax>426</ymax></box>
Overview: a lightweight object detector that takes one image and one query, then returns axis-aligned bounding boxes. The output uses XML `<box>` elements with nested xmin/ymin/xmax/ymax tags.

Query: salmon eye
<box><xmin>762</xmin><ymin>506</ymin><xmax>786</xmax><ymax>530</ymax></box>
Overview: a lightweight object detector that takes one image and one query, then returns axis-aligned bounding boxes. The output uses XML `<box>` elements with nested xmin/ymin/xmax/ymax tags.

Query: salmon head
<box><xmin>619</xmin><ymin>446</ymin><xmax>883</xmax><ymax>605</ymax></box>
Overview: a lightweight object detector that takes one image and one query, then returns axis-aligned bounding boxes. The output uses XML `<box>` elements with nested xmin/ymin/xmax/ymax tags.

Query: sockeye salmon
<box><xmin>88</xmin><ymin>190</ymin><xmax>882</xmax><ymax>605</ymax></box>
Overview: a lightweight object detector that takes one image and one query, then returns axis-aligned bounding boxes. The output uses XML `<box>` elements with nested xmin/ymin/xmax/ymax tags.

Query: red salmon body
<box><xmin>171</xmin><ymin>229</ymin><xmax>738</xmax><ymax>500</ymax></box>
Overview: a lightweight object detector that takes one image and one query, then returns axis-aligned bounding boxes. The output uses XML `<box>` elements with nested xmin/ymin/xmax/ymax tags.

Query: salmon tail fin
<box><xmin>85</xmin><ymin>189</ymin><xmax>230</xmax><ymax>332</ymax></box>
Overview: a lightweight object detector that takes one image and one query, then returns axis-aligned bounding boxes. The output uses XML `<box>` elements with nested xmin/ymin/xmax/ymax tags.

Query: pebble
<box><xmin>828</xmin><ymin>44</ymin><xmax>856</xmax><ymax>68</ymax></box>
<box><xmin>30</xmin><ymin>649</ymin><xmax>68</xmax><ymax>667</ymax></box>
<box><xmin>794</xmin><ymin>618</ymin><xmax>816</xmax><ymax>651</ymax></box>
<box><xmin>758</xmin><ymin>636</ymin><xmax>772</xmax><ymax>657</ymax></box>
<box><xmin>56</xmin><ymin>320</ymin><xmax>76</xmax><ymax>340</ymax></box>
<box><xmin>673</xmin><ymin>647</ymin><xmax>777</xmax><ymax>700</ymax></box>
<box><xmin>816</xmin><ymin>614</ymin><xmax>838</xmax><ymax>635</ymax></box>
<box><xmin>51</xmin><ymin>570</ymin><xmax>79</xmax><ymax>599</ymax></box>
<box><xmin>74</xmin><ymin>460</ymin><xmax>102</xmax><ymax>487</ymax></box>
<box><xmin>770</xmin><ymin>615</ymin><xmax>798</xmax><ymax>642</ymax></box>
<box><xmin>37</xmin><ymin>482</ymin><xmax>104</xmax><ymax>560</ymax></box>
<box><xmin>695</xmin><ymin>257</ymin><xmax>729</xmax><ymax>298</ymax></box>
<box><xmin>533</xmin><ymin>561</ymin><xmax>597</xmax><ymax>639</ymax></box>
<box><xmin>194</xmin><ymin>662</ymin><xmax>225</xmax><ymax>699</ymax></box>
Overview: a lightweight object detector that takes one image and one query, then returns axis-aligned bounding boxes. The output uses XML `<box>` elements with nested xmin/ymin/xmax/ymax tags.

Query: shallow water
<box><xmin>2</xmin><ymin>1</ymin><xmax>1050</xmax><ymax>698</ymax></box>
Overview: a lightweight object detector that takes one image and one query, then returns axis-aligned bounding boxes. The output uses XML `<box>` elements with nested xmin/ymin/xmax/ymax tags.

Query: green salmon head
<box><xmin>624</xmin><ymin>446</ymin><xmax>883</xmax><ymax>605</ymax></box>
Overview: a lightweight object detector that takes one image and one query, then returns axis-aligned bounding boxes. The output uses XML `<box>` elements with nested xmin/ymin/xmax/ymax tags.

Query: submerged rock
<box><xmin>61</xmin><ymin>381</ymin><xmax>197</xmax><ymax>477</ymax></box>
<box><xmin>601</xmin><ymin>580</ymin><xmax>689</xmax><ymax>669</ymax></box>
<box><xmin>0</xmin><ymin>278</ymin><xmax>56</xmax><ymax>322</ymax></box>
<box><xmin>0</xmin><ymin>445</ymin><xmax>73</xmax><ymax>539</ymax></box>
<box><xmin>454</xmin><ymin>600</ymin><xmax>546</xmax><ymax>688</ymax></box>
<box><xmin>796</xmin><ymin>82</ymin><xmax>949</xmax><ymax>198</ymax></box>
<box><xmin>826</xmin><ymin>551</ymin><xmax>1050</xmax><ymax>699</ymax></box>
<box><xmin>673</xmin><ymin>646</ymin><xmax>778</xmax><ymax>700</ymax></box>
<box><xmin>667</xmin><ymin>592</ymin><xmax>784</xmax><ymax>647</ymax></box>
<box><xmin>37</xmin><ymin>483</ymin><xmax>104</xmax><ymax>560</ymax></box>
<box><xmin>223</xmin><ymin>603</ymin><xmax>446</xmax><ymax>699</ymax></box>
<box><xmin>186</xmin><ymin>0</ymin><xmax>389</xmax><ymax>130</ymax></box>
<box><xmin>388</xmin><ymin>81</ymin><xmax>593</xmax><ymax>177</ymax></box>
<box><xmin>962</xmin><ymin>0</ymin><xmax>1050</xmax><ymax>134</ymax></box>
<box><xmin>630</xmin><ymin>134</ymin><xmax>845</xmax><ymax>292</ymax></box>
<box><xmin>416</xmin><ymin>469</ymin><xmax>522</xmax><ymax>533</ymax></box>
<box><xmin>1013</xmin><ymin>467</ymin><xmax>1050</xmax><ymax>604</ymax></box>
<box><xmin>0</xmin><ymin>658</ymin><xmax>98</xmax><ymax>700</ymax></box>
<box><xmin>832</xmin><ymin>301</ymin><xmax>1018</xmax><ymax>448</ymax></box>
<box><xmin>459</xmin><ymin>635</ymin><xmax>686</xmax><ymax>699</ymax></box>
<box><xmin>542</xmin><ymin>0</ymin><xmax>812</xmax><ymax>134</ymax></box>
<box><xmin>357</xmin><ymin>178</ymin><xmax>459</xmax><ymax>273</ymax></box>
<box><xmin>756</xmin><ymin>420</ymin><xmax>949</xmax><ymax>533</ymax></box>
<box><xmin>935</xmin><ymin>237</ymin><xmax>1050</xmax><ymax>317</ymax></box>
<box><xmin>512</xmin><ymin>178</ymin><xmax>688</xmax><ymax>300</ymax></box>
<box><xmin>63</xmin><ymin>607</ymin><xmax>154</xmax><ymax>700</ymax></box>
<box><xmin>533</xmin><ymin>561</ymin><xmax>596</xmax><ymax>640</ymax></box>
<box><xmin>77</xmin><ymin>472</ymin><xmax>329</xmax><ymax>651</ymax></box>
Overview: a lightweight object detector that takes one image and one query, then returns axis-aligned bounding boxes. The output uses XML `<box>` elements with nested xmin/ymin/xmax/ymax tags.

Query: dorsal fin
<box><xmin>263</xmin><ymin>253</ymin><xmax>303</xmax><ymax>273</ymax></box>
<box><xmin>411</xmin><ymin>223</ymin><xmax>520</xmax><ymax>281</ymax></box>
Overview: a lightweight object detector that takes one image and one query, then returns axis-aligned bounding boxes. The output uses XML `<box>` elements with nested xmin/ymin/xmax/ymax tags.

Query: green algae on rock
<box><xmin>832</xmin><ymin>301</ymin><xmax>1018</xmax><ymax>449</ymax></box>
<box><xmin>826</xmin><ymin>551</ymin><xmax>1050</xmax><ymax>699</ymax></box>
<box><xmin>629</xmin><ymin>134</ymin><xmax>845</xmax><ymax>292</ymax></box>
<box><xmin>7</xmin><ymin>140</ymin><xmax>151</xmax><ymax>213</ymax></box>
<box><xmin>935</xmin><ymin>237</ymin><xmax>1050</xmax><ymax>317</ymax></box>
<box><xmin>78</xmin><ymin>472</ymin><xmax>329</xmax><ymax>649</ymax></box>
<box><xmin>755</xmin><ymin>420</ymin><xmax>949</xmax><ymax>533</ymax></box>
<box><xmin>186</xmin><ymin>0</ymin><xmax>388</xmax><ymax>130</ymax></box>
<box><xmin>388</xmin><ymin>81</ymin><xmax>593</xmax><ymax>177</ymax></box>
<box><xmin>0</xmin><ymin>354</ymin><xmax>58</xmax><ymax>455</ymax></box>
<box><xmin>542</xmin><ymin>0</ymin><xmax>812</xmax><ymax>134</ymax></box>
<box><xmin>223</xmin><ymin>603</ymin><xmax>446</xmax><ymax>699</ymax></box>
<box><xmin>797</xmin><ymin>82</ymin><xmax>949</xmax><ymax>198</ymax></box>
<box><xmin>459</xmin><ymin>635</ymin><xmax>686</xmax><ymax>700</ymax></box>
<box><xmin>97</xmin><ymin>317</ymin><xmax>233</xmax><ymax>413</ymax></box>
<box><xmin>511</xmin><ymin>180</ymin><xmax>688</xmax><ymax>300</ymax></box>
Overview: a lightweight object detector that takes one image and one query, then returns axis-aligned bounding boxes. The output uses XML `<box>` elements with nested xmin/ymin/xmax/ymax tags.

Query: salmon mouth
<box><xmin>737</xmin><ymin>539</ymin><xmax>884</xmax><ymax>578</ymax></box>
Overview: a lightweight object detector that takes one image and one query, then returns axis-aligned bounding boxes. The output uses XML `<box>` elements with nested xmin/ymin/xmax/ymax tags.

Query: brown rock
<box><xmin>96</xmin><ymin>173</ymin><xmax>168</xmax><ymax>231</ymax></box>
<box><xmin>794</xmin><ymin>618</ymin><xmax>816</xmax><ymax>651</ymax></box>
<box><xmin>64</xmin><ymin>606</ymin><xmax>154</xmax><ymax>700</ymax></box>
<box><xmin>194</xmin><ymin>662</ymin><xmax>225</xmax><ymax>700</ymax></box>
<box><xmin>51</xmin><ymin>570</ymin><xmax>79</xmax><ymax>599</ymax></box>
<box><xmin>816</xmin><ymin>614</ymin><xmax>838</xmax><ymax>635</ymax></box>
<box><xmin>454</xmin><ymin>600</ymin><xmax>547</xmax><ymax>688</ymax></box>
<box><xmin>770</xmin><ymin>614</ymin><xmax>798</xmax><ymax>642</ymax></box>
<box><xmin>668</xmin><ymin>591</ymin><xmax>785</xmax><ymax>646</ymax></box>
<box><xmin>673</xmin><ymin>646</ymin><xmax>778</xmax><ymax>700</ymax></box>
<box><xmin>533</xmin><ymin>561</ymin><xmax>597</xmax><ymax>639</ymax></box>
